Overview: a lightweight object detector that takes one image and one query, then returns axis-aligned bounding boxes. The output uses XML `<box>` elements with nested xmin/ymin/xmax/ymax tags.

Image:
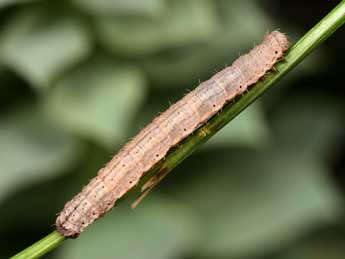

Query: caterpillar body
<box><xmin>56</xmin><ymin>31</ymin><xmax>290</xmax><ymax>238</ymax></box>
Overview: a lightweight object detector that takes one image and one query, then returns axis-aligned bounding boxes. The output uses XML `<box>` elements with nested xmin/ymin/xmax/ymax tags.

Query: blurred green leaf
<box><xmin>171</xmin><ymin>150</ymin><xmax>342</xmax><ymax>257</ymax></box>
<box><xmin>0</xmin><ymin>104</ymin><xmax>80</xmax><ymax>202</ymax></box>
<box><xmin>0</xmin><ymin>8</ymin><xmax>91</xmax><ymax>91</ymax></box>
<box><xmin>45</xmin><ymin>58</ymin><xmax>147</xmax><ymax>147</ymax></box>
<box><xmin>95</xmin><ymin>0</ymin><xmax>218</xmax><ymax>56</ymax></box>
<box><xmin>71</xmin><ymin>0</ymin><xmax>166</xmax><ymax>17</ymax></box>
<box><xmin>0</xmin><ymin>0</ymin><xmax>35</xmax><ymax>9</ymax></box>
<box><xmin>205</xmin><ymin>103</ymin><xmax>270</xmax><ymax>148</ymax></box>
<box><xmin>142</xmin><ymin>0</ymin><xmax>272</xmax><ymax>88</ymax></box>
<box><xmin>270</xmin><ymin>94</ymin><xmax>344</xmax><ymax>160</ymax></box>
<box><xmin>0</xmin><ymin>143</ymin><xmax>111</xmax><ymax>234</ymax></box>
<box><xmin>279</xmin><ymin>231</ymin><xmax>345</xmax><ymax>259</ymax></box>
<box><xmin>59</xmin><ymin>197</ymin><xmax>198</xmax><ymax>259</ymax></box>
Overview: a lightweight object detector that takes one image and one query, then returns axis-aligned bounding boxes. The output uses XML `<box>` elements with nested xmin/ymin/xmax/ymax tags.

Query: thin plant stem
<box><xmin>10</xmin><ymin>1</ymin><xmax>345</xmax><ymax>258</ymax></box>
<box><xmin>10</xmin><ymin>231</ymin><xmax>64</xmax><ymax>259</ymax></box>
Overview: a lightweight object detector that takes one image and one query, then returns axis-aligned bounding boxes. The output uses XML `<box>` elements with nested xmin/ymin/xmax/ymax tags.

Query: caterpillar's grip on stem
<box><xmin>56</xmin><ymin>31</ymin><xmax>290</xmax><ymax>238</ymax></box>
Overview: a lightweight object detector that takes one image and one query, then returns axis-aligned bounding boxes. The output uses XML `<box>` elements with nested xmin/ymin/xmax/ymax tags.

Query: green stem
<box><xmin>10</xmin><ymin>231</ymin><xmax>64</xmax><ymax>259</ymax></box>
<box><xmin>10</xmin><ymin>1</ymin><xmax>345</xmax><ymax>258</ymax></box>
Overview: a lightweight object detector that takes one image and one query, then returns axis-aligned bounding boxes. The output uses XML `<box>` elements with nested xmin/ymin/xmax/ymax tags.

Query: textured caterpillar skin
<box><xmin>56</xmin><ymin>31</ymin><xmax>289</xmax><ymax>238</ymax></box>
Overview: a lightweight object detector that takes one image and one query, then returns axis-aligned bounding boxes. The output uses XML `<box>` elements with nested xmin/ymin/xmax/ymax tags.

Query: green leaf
<box><xmin>278</xmin><ymin>230</ymin><xmax>345</xmax><ymax>259</ymax></box>
<box><xmin>71</xmin><ymin>0</ymin><xmax>166</xmax><ymax>17</ymax></box>
<box><xmin>0</xmin><ymin>8</ymin><xmax>91</xmax><ymax>91</ymax></box>
<box><xmin>59</xmin><ymin>197</ymin><xmax>198</xmax><ymax>259</ymax></box>
<box><xmin>0</xmin><ymin>104</ymin><xmax>81</xmax><ymax>202</ymax></box>
<box><xmin>270</xmin><ymin>94</ymin><xmax>344</xmax><ymax>160</ymax></box>
<box><xmin>45</xmin><ymin>58</ymin><xmax>147</xmax><ymax>147</ymax></box>
<box><xmin>172</xmin><ymin>150</ymin><xmax>342</xmax><ymax>257</ymax></box>
<box><xmin>95</xmin><ymin>0</ymin><xmax>218</xmax><ymax>56</ymax></box>
<box><xmin>142</xmin><ymin>0</ymin><xmax>273</xmax><ymax>88</ymax></box>
<box><xmin>0</xmin><ymin>0</ymin><xmax>36</xmax><ymax>9</ymax></box>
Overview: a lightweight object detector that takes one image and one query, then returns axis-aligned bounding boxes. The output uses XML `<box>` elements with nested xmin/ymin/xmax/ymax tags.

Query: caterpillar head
<box><xmin>270</xmin><ymin>30</ymin><xmax>290</xmax><ymax>52</ymax></box>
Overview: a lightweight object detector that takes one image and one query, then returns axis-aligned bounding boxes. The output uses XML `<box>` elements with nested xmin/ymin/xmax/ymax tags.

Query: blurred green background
<box><xmin>0</xmin><ymin>0</ymin><xmax>345</xmax><ymax>258</ymax></box>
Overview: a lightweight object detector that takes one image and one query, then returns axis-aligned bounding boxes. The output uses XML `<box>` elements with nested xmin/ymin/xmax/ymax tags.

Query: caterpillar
<box><xmin>56</xmin><ymin>30</ymin><xmax>290</xmax><ymax>238</ymax></box>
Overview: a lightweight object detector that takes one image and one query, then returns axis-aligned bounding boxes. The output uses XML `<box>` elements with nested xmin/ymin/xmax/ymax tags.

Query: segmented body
<box><xmin>56</xmin><ymin>31</ymin><xmax>290</xmax><ymax>238</ymax></box>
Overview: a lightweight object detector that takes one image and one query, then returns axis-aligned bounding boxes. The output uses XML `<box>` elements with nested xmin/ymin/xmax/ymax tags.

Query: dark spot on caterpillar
<box><xmin>156</xmin><ymin>154</ymin><xmax>159</xmax><ymax>157</ymax></box>
<box><xmin>275</xmin><ymin>51</ymin><xmax>278</xmax><ymax>54</ymax></box>
<box><xmin>213</xmin><ymin>104</ymin><xmax>216</xmax><ymax>107</ymax></box>
<box><xmin>184</xmin><ymin>128</ymin><xmax>187</xmax><ymax>131</ymax></box>
<box><xmin>129</xmin><ymin>181</ymin><xmax>132</xmax><ymax>184</ymax></box>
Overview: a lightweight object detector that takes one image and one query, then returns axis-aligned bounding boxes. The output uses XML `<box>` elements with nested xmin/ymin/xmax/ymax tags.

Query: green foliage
<box><xmin>71</xmin><ymin>0</ymin><xmax>165</xmax><ymax>17</ymax></box>
<box><xmin>96</xmin><ymin>0</ymin><xmax>218</xmax><ymax>56</ymax></box>
<box><xmin>60</xmin><ymin>198</ymin><xmax>197</xmax><ymax>259</ymax></box>
<box><xmin>45</xmin><ymin>58</ymin><xmax>147</xmax><ymax>147</ymax></box>
<box><xmin>0</xmin><ymin>7</ymin><xmax>91</xmax><ymax>90</ymax></box>
<box><xmin>0</xmin><ymin>104</ymin><xmax>80</xmax><ymax>202</ymax></box>
<box><xmin>1</xmin><ymin>1</ymin><xmax>345</xmax><ymax>259</ymax></box>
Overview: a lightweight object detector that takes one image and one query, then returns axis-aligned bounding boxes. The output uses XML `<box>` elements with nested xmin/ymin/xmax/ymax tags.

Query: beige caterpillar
<box><xmin>56</xmin><ymin>31</ymin><xmax>290</xmax><ymax>238</ymax></box>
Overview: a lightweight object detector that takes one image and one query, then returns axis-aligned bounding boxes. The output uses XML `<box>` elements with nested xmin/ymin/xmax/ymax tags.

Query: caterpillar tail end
<box><xmin>55</xmin><ymin>216</ymin><xmax>80</xmax><ymax>239</ymax></box>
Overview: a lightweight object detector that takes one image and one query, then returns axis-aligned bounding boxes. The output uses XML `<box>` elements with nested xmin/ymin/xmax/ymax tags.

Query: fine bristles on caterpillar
<box><xmin>56</xmin><ymin>30</ymin><xmax>290</xmax><ymax>238</ymax></box>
